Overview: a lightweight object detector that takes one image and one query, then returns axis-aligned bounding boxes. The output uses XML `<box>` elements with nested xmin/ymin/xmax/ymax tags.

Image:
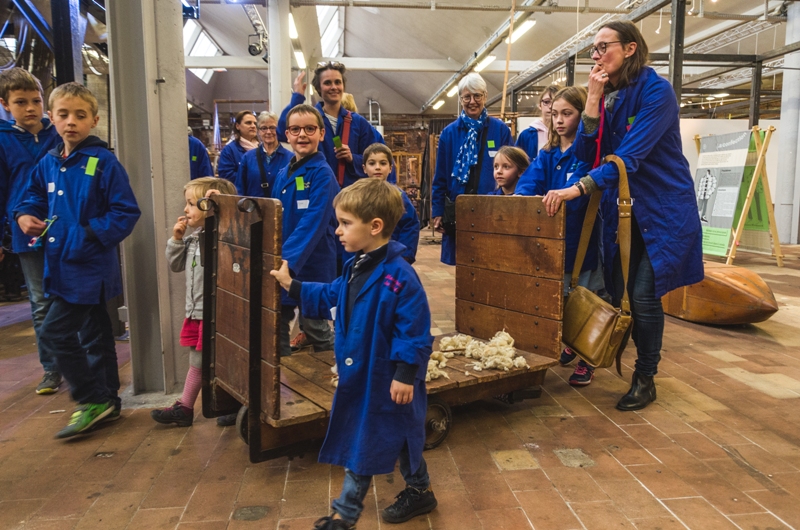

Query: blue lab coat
<box><xmin>515</xmin><ymin>127</ymin><xmax>540</xmax><ymax>160</ymax></box>
<box><xmin>299</xmin><ymin>240</ymin><xmax>432</xmax><ymax>476</ymax></box>
<box><xmin>272</xmin><ymin>152</ymin><xmax>338</xmax><ymax>305</ymax></box>
<box><xmin>188</xmin><ymin>135</ymin><xmax>213</xmax><ymax>180</ymax></box>
<box><xmin>342</xmin><ymin>188</ymin><xmax>419</xmax><ymax>265</ymax></box>
<box><xmin>0</xmin><ymin>118</ymin><xmax>60</xmax><ymax>253</ymax></box>
<box><xmin>431</xmin><ymin>115</ymin><xmax>512</xmax><ymax>265</ymax></box>
<box><xmin>574</xmin><ymin>66</ymin><xmax>703</xmax><ymax>298</ymax></box>
<box><xmin>516</xmin><ymin>144</ymin><xmax>598</xmax><ymax>274</ymax></box>
<box><xmin>15</xmin><ymin>136</ymin><xmax>141</xmax><ymax>305</ymax></box>
<box><xmin>217</xmin><ymin>141</ymin><xmax>248</xmax><ymax>183</ymax></box>
<box><xmin>234</xmin><ymin>144</ymin><xmax>293</xmax><ymax>197</ymax></box>
<box><xmin>278</xmin><ymin>93</ymin><xmax>377</xmax><ymax>187</ymax></box>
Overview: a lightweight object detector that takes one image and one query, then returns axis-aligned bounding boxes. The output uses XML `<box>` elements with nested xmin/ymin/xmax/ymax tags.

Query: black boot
<box><xmin>616</xmin><ymin>372</ymin><xmax>656</xmax><ymax>411</ymax></box>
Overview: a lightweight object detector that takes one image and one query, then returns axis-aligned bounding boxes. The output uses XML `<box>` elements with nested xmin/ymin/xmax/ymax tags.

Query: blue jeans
<box><xmin>18</xmin><ymin>251</ymin><xmax>56</xmax><ymax>372</ymax></box>
<box><xmin>39</xmin><ymin>296</ymin><xmax>119</xmax><ymax>405</ymax></box>
<box><xmin>332</xmin><ymin>445</ymin><xmax>430</xmax><ymax>524</ymax></box>
<box><xmin>612</xmin><ymin>217</ymin><xmax>664</xmax><ymax>377</ymax></box>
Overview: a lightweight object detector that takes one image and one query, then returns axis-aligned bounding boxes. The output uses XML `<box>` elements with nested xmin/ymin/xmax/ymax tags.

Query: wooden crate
<box><xmin>455</xmin><ymin>195</ymin><xmax>566</xmax><ymax>359</ymax></box>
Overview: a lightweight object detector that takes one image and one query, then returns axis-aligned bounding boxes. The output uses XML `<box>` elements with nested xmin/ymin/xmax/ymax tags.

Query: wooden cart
<box><xmin>201</xmin><ymin>194</ymin><xmax>566</xmax><ymax>463</ymax></box>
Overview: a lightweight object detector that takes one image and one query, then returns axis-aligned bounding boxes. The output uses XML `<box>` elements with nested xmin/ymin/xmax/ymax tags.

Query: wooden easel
<box><xmin>694</xmin><ymin>126</ymin><xmax>784</xmax><ymax>267</ymax></box>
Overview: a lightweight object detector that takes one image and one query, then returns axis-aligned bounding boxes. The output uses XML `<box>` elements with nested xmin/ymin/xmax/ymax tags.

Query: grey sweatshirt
<box><xmin>166</xmin><ymin>229</ymin><xmax>204</xmax><ymax>320</ymax></box>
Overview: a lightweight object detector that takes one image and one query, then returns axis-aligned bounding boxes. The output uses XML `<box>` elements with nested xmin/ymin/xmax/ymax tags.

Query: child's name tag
<box><xmin>567</xmin><ymin>173</ymin><xmax>574</xmax><ymax>180</ymax></box>
<box><xmin>47</xmin><ymin>182</ymin><xmax>55</xmax><ymax>193</ymax></box>
<box><xmin>297</xmin><ymin>199</ymin><xmax>309</xmax><ymax>209</ymax></box>
<box><xmin>488</xmin><ymin>150</ymin><xmax>497</xmax><ymax>157</ymax></box>
<box><xmin>330</xmin><ymin>307</ymin><xmax>337</xmax><ymax>321</ymax></box>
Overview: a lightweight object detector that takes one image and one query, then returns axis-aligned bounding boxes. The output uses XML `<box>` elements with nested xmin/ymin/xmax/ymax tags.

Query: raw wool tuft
<box><xmin>331</xmin><ymin>364</ymin><xmax>339</xmax><ymax>388</ymax></box>
<box><xmin>439</xmin><ymin>334</ymin><xmax>471</xmax><ymax>352</ymax></box>
<box><xmin>452</xmin><ymin>331</ymin><xmax>529</xmax><ymax>372</ymax></box>
<box><xmin>426</xmin><ymin>358</ymin><xmax>451</xmax><ymax>382</ymax></box>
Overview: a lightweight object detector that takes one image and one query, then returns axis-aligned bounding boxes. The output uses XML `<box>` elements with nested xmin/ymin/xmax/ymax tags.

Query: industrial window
<box><xmin>184</xmin><ymin>18</ymin><xmax>222</xmax><ymax>84</ymax></box>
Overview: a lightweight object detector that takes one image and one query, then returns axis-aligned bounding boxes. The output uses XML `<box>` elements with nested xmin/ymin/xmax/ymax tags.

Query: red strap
<box><xmin>337</xmin><ymin>111</ymin><xmax>353</xmax><ymax>186</ymax></box>
<box><xmin>593</xmin><ymin>95</ymin><xmax>605</xmax><ymax>169</ymax></box>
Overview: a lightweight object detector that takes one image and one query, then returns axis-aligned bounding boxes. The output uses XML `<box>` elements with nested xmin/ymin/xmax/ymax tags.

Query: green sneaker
<box><xmin>102</xmin><ymin>403</ymin><xmax>122</xmax><ymax>423</ymax></box>
<box><xmin>55</xmin><ymin>401</ymin><xmax>114</xmax><ymax>439</ymax></box>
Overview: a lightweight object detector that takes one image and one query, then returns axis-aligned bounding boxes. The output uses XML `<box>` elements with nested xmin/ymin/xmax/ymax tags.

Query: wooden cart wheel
<box><xmin>424</xmin><ymin>397</ymin><xmax>452</xmax><ymax>450</ymax></box>
<box><xmin>235</xmin><ymin>406</ymin><xmax>249</xmax><ymax>445</ymax></box>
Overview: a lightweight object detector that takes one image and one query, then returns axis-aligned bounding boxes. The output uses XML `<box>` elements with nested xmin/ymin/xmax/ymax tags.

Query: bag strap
<box><xmin>337</xmin><ymin>111</ymin><xmax>353</xmax><ymax>187</ymax></box>
<box><xmin>465</xmin><ymin>123</ymin><xmax>489</xmax><ymax>195</ymax></box>
<box><xmin>256</xmin><ymin>146</ymin><xmax>269</xmax><ymax>191</ymax></box>
<box><xmin>608</xmin><ymin>154</ymin><xmax>632</xmax><ymax>314</ymax></box>
<box><xmin>571</xmin><ymin>96</ymin><xmax>605</xmax><ymax>288</ymax></box>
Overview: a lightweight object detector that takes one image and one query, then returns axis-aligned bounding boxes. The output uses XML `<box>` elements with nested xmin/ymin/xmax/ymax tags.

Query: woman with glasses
<box><xmin>515</xmin><ymin>84</ymin><xmax>561</xmax><ymax>160</ymax></box>
<box><xmin>541</xmin><ymin>20</ymin><xmax>702</xmax><ymax>411</ymax></box>
<box><xmin>234</xmin><ymin>111</ymin><xmax>293</xmax><ymax>197</ymax></box>
<box><xmin>217</xmin><ymin>110</ymin><xmax>258</xmax><ymax>183</ymax></box>
<box><xmin>278</xmin><ymin>62</ymin><xmax>378</xmax><ymax>188</ymax></box>
<box><xmin>431</xmin><ymin>72</ymin><xmax>512</xmax><ymax>265</ymax></box>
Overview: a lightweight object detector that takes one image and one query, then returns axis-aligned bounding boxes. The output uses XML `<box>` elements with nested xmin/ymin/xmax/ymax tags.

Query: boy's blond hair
<box><xmin>0</xmin><ymin>68</ymin><xmax>43</xmax><ymax>102</ymax></box>
<box><xmin>286</xmin><ymin>104</ymin><xmax>324</xmax><ymax>130</ymax></box>
<box><xmin>334</xmin><ymin>178</ymin><xmax>404</xmax><ymax>238</ymax></box>
<box><xmin>363</xmin><ymin>143</ymin><xmax>393</xmax><ymax>167</ymax></box>
<box><xmin>184</xmin><ymin>177</ymin><xmax>237</xmax><ymax>203</ymax></box>
<box><xmin>48</xmin><ymin>82</ymin><xmax>98</xmax><ymax>116</ymax></box>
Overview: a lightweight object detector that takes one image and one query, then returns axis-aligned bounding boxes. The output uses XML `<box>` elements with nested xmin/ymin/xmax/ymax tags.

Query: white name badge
<box><xmin>297</xmin><ymin>200</ymin><xmax>309</xmax><ymax>210</ymax></box>
<box><xmin>567</xmin><ymin>173</ymin><xmax>574</xmax><ymax>180</ymax></box>
<box><xmin>488</xmin><ymin>150</ymin><xmax>497</xmax><ymax>158</ymax></box>
<box><xmin>48</xmin><ymin>182</ymin><xmax>55</xmax><ymax>193</ymax></box>
<box><xmin>330</xmin><ymin>306</ymin><xmax>337</xmax><ymax>321</ymax></box>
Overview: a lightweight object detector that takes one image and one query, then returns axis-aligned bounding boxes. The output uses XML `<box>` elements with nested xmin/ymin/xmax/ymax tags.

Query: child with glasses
<box><xmin>272</xmin><ymin>104</ymin><xmax>339</xmax><ymax>357</ymax></box>
<box><xmin>515</xmin><ymin>84</ymin><xmax>561</xmax><ymax>160</ymax></box>
<box><xmin>234</xmin><ymin>111</ymin><xmax>293</xmax><ymax>197</ymax></box>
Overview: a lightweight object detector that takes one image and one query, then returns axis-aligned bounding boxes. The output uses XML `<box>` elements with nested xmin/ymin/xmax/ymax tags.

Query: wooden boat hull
<box><xmin>661</xmin><ymin>262</ymin><xmax>778</xmax><ymax>325</ymax></box>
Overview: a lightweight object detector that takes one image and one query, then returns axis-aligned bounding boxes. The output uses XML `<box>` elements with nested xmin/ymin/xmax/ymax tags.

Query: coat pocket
<box><xmin>367</xmin><ymin>357</ymin><xmax>414</xmax><ymax>415</ymax></box>
<box><xmin>62</xmin><ymin>225</ymin><xmax>103</xmax><ymax>263</ymax></box>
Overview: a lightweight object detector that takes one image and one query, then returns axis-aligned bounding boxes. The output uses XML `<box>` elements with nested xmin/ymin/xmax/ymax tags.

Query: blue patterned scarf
<box><xmin>451</xmin><ymin>108</ymin><xmax>488</xmax><ymax>185</ymax></box>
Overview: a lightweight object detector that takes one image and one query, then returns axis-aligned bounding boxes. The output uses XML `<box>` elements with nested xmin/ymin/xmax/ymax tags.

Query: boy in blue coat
<box><xmin>272</xmin><ymin>104</ymin><xmax>338</xmax><ymax>357</ymax></box>
<box><xmin>362</xmin><ymin>143</ymin><xmax>419</xmax><ymax>263</ymax></box>
<box><xmin>271</xmin><ymin>178</ymin><xmax>436</xmax><ymax>530</ymax></box>
<box><xmin>16</xmin><ymin>82</ymin><xmax>141</xmax><ymax>438</ymax></box>
<box><xmin>0</xmin><ymin>68</ymin><xmax>62</xmax><ymax>394</ymax></box>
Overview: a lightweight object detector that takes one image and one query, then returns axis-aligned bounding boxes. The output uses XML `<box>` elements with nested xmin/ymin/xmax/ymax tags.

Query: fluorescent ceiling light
<box><xmin>289</xmin><ymin>13</ymin><xmax>299</xmax><ymax>39</ymax></box>
<box><xmin>715</xmin><ymin>93</ymin><xmax>730</xmax><ymax>98</ymax></box>
<box><xmin>446</xmin><ymin>85</ymin><xmax>459</xmax><ymax>98</ymax></box>
<box><xmin>505</xmin><ymin>20</ymin><xmax>535</xmax><ymax>44</ymax></box>
<box><xmin>294</xmin><ymin>50</ymin><xmax>306</xmax><ymax>69</ymax></box>
<box><xmin>432</xmin><ymin>100</ymin><xmax>445</xmax><ymax>110</ymax></box>
<box><xmin>474</xmin><ymin>55</ymin><xmax>496</xmax><ymax>72</ymax></box>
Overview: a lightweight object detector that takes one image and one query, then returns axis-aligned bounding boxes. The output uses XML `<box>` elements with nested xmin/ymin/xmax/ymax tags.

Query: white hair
<box><xmin>257</xmin><ymin>111</ymin><xmax>279</xmax><ymax>125</ymax></box>
<box><xmin>458</xmin><ymin>73</ymin><xmax>488</xmax><ymax>97</ymax></box>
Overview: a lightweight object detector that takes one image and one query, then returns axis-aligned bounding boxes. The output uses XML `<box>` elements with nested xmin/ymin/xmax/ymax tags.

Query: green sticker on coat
<box><xmin>487</xmin><ymin>140</ymin><xmax>496</xmax><ymax>148</ymax></box>
<box><xmin>295</xmin><ymin>176</ymin><xmax>305</xmax><ymax>190</ymax></box>
<box><xmin>85</xmin><ymin>157</ymin><xmax>99</xmax><ymax>176</ymax></box>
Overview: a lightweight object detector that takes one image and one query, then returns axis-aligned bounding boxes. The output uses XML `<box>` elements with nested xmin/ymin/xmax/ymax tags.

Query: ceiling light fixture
<box><xmin>288</xmin><ymin>13</ymin><xmax>299</xmax><ymax>39</ymax></box>
<box><xmin>505</xmin><ymin>20</ymin><xmax>536</xmax><ymax>44</ymax></box>
<box><xmin>474</xmin><ymin>55</ymin><xmax>496</xmax><ymax>72</ymax></box>
<box><xmin>446</xmin><ymin>86</ymin><xmax>459</xmax><ymax>98</ymax></box>
<box><xmin>432</xmin><ymin>100</ymin><xmax>445</xmax><ymax>110</ymax></box>
<box><xmin>294</xmin><ymin>50</ymin><xmax>306</xmax><ymax>69</ymax></box>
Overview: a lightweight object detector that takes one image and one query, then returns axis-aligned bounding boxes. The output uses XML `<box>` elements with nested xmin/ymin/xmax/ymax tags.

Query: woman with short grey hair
<box><xmin>431</xmin><ymin>72</ymin><xmax>512</xmax><ymax>265</ymax></box>
<box><xmin>234</xmin><ymin>110</ymin><xmax>293</xmax><ymax>197</ymax></box>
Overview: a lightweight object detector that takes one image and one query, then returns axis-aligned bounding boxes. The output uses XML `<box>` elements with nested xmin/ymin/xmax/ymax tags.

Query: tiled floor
<box><xmin>1</xmin><ymin>240</ymin><xmax>800</xmax><ymax>529</ymax></box>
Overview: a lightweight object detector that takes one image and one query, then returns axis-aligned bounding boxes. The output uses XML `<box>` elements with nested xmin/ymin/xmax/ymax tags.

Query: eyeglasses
<box><xmin>590</xmin><ymin>41</ymin><xmax>623</xmax><ymax>56</ymax></box>
<box><xmin>259</xmin><ymin>126</ymin><xmax>277</xmax><ymax>132</ymax></box>
<box><xmin>460</xmin><ymin>93</ymin><xmax>485</xmax><ymax>104</ymax></box>
<box><xmin>540</xmin><ymin>99</ymin><xmax>553</xmax><ymax>107</ymax></box>
<box><xmin>286</xmin><ymin>125</ymin><xmax>319</xmax><ymax>136</ymax></box>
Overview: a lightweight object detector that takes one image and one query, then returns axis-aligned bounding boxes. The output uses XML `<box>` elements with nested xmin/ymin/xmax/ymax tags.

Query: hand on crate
<box><xmin>542</xmin><ymin>186</ymin><xmax>580</xmax><ymax>217</ymax></box>
<box><xmin>270</xmin><ymin>260</ymin><xmax>293</xmax><ymax>291</ymax></box>
<box><xmin>390</xmin><ymin>380</ymin><xmax>413</xmax><ymax>405</ymax></box>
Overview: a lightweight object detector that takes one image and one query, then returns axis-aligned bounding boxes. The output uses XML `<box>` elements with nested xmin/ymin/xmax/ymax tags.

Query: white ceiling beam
<box><xmin>187</xmin><ymin>56</ymin><xmax>540</xmax><ymax>72</ymax></box>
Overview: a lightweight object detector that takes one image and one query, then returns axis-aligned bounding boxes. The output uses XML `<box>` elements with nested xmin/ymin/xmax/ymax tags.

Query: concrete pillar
<box><xmin>268</xmin><ymin>0</ymin><xmax>293</xmax><ymax>111</ymax></box>
<box><xmin>107</xmin><ymin>0</ymin><xmax>189</xmax><ymax>393</ymax></box>
<box><xmin>775</xmin><ymin>2</ymin><xmax>800</xmax><ymax>244</ymax></box>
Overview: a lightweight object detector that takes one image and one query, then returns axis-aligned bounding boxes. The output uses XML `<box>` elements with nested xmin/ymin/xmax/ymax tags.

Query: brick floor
<box><xmin>1</xmin><ymin>241</ymin><xmax>800</xmax><ymax>529</ymax></box>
